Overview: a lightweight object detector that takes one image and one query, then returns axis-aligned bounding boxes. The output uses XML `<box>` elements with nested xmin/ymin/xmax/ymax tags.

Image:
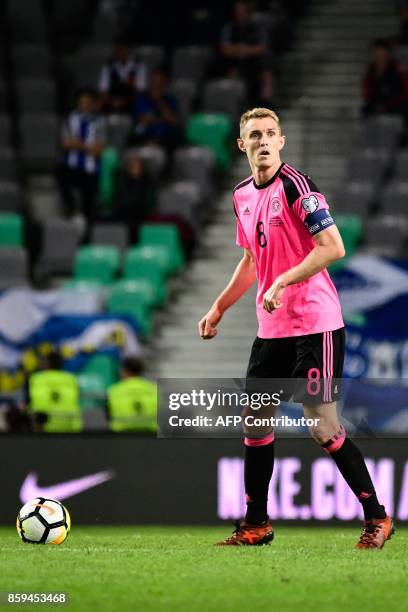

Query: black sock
<box><xmin>323</xmin><ymin>433</ymin><xmax>386</xmax><ymax>521</ymax></box>
<box><xmin>244</xmin><ymin>438</ymin><xmax>274</xmax><ymax>524</ymax></box>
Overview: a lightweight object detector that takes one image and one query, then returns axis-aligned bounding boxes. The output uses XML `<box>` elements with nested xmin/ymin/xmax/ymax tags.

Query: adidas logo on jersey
<box><xmin>243</xmin><ymin>207</ymin><xmax>250</xmax><ymax>215</ymax></box>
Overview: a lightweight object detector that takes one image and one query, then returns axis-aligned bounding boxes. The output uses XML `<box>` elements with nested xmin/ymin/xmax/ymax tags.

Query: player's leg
<box><xmin>216</xmin><ymin>337</ymin><xmax>293</xmax><ymax>546</ymax></box>
<box><xmin>303</xmin><ymin>401</ymin><xmax>394</xmax><ymax>548</ymax></box>
<box><xmin>296</xmin><ymin>328</ymin><xmax>394</xmax><ymax>548</ymax></box>
<box><xmin>216</xmin><ymin>401</ymin><xmax>276</xmax><ymax>546</ymax></box>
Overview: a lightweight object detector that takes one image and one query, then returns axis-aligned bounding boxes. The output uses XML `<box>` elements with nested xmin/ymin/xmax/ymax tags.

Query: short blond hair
<box><xmin>239</xmin><ymin>107</ymin><xmax>281</xmax><ymax>137</ymax></box>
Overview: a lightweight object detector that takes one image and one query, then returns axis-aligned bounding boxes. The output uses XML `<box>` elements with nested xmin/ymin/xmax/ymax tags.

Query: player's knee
<box><xmin>308</xmin><ymin>419</ymin><xmax>339</xmax><ymax>444</ymax></box>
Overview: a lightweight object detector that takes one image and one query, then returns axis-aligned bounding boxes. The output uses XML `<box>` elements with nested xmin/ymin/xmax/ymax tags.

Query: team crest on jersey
<box><xmin>269</xmin><ymin>197</ymin><xmax>282</xmax><ymax>217</ymax></box>
<box><xmin>301</xmin><ymin>195</ymin><xmax>319</xmax><ymax>213</ymax></box>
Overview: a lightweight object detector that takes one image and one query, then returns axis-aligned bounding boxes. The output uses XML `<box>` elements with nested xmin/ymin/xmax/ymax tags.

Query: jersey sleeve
<box><xmin>233</xmin><ymin>198</ymin><xmax>250</xmax><ymax>248</ymax></box>
<box><xmin>291</xmin><ymin>191</ymin><xmax>336</xmax><ymax>237</ymax></box>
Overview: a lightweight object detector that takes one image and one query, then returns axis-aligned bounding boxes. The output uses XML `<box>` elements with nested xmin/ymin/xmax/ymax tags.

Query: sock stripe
<box><xmin>244</xmin><ymin>432</ymin><xmax>275</xmax><ymax>447</ymax></box>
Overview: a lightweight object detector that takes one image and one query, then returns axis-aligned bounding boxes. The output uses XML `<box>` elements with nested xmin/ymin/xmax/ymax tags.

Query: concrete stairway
<box><xmin>150</xmin><ymin>156</ymin><xmax>258</xmax><ymax>379</ymax></box>
<box><xmin>278</xmin><ymin>0</ymin><xmax>399</xmax><ymax>199</ymax></box>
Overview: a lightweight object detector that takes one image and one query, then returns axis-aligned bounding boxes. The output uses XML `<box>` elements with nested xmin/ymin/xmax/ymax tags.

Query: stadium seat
<box><xmin>19</xmin><ymin>114</ymin><xmax>58</xmax><ymax>172</ymax></box>
<box><xmin>136</xmin><ymin>46</ymin><xmax>165</xmax><ymax>73</ymax></box>
<box><xmin>335</xmin><ymin>214</ymin><xmax>363</xmax><ymax>255</ymax></box>
<box><xmin>107</xmin><ymin>286</ymin><xmax>152</xmax><ymax>336</ymax></box>
<box><xmin>16</xmin><ymin>79</ymin><xmax>56</xmax><ymax>114</ymax></box>
<box><xmin>139</xmin><ymin>223</ymin><xmax>185</xmax><ymax>272</ymax></box>
<box><xmin>171</xmin><ymin>146</ymin><xmax>215</xmax><ymax>195</ymax></box>
<box><xmin>123</xmin><ymin>248</ymin><xmax>168</xmax><ymax>304</ymax></box>
<box><xmin>158</xmin><ymin>181</ymin><xmax>201</xmax><ymax>227</ymax></box>
<box><xmin>106</xmin><ymin>115</ymin><xmax>132</xmax><ymax>150</ymax></box>
<box><xmin>78</xmin><ymin>373</ymin><xmax>106</xmax><ymax>411</ymax></box>
<box><xmin>392</xmin><ymin>150</ymin><xmax>408</xmax><ymax>181</ymax></box>
<box><xmin>168</xmin><ymin>78</ymin><xmax>197</xmax><ymax>121</ymax></box>
<box><xmin>81</xmin><ymin>353</ymin><xmax>119</xmax><ymax>388</ymax></box>
<box><xmin>74</xmin><ymin>246</ymin><xmax>121</xmax><ymax>283</ymax></box>
<box><xmin>171</xmin><ymin>46</ymin><xmax>212</xmax><ymax>81</ymax></box>
<box><xmin>382</xmin><ymin>181</ymin><xmax>408</xmax><ymax>215</ymax></box>
<box><xmin>202</xmin><ymin>78</ymin><xmax>247</xmax><ymax>121</ymax></box>
<box><xmin>135</xmin><ymin>145</ymin><xmax>167</xmax><ymax>181</ymax></box>
<box><xmin>186</xmin><ymin>113</ymin><xmax>232</xmax><ymax>168</ymax></box>
<box><xmin>365</xmin><ymin>214</ymin><xmax>408</xmax><ymax>256</ymax></box>
<box><xmin>0</xmin><ymin>181</ymin><xmax>20</xmax><ymax>212</ymax></box>
<box><xmin>361</xmin><ymin>114</ymin><xmax>403</xmax><ymax>151</ymax></box>
<box><xmin>331</xmin><ymin>180</ymin><xmax>375</xmax><ymax>214</ymax></box>
<box><xmin>36</xmin><ymin>218</ymin><xmax>82</xmax><ymax>278</ymax></box>
<box><xmin>63</xmin><ymin>279</ymin><xmax>105</xmax><ymax>291</ymax></box>
<box><xmin>99</xmin><ymin>147</ymin><xmax>120</xmax><ymax>212</ymax></box>
<box><xmin>109</xmin><ymin>279</ymin><xmax>157</xmax><ymax>309</ymax></box>
<box><xmin>91</xmin><ymin>223</ymin><xmax>128</xmax><ymax>252</ymax></box>
<box><xmin>0</xmin><ymin>247</ymin><xmax>28</xmax><ymax>289</ymax></box>
<box><xmin>12</xmin><ymin>45</ymin><xmax>51</xmax><ymax>77</ymax></box>
<box><xmin>0</xmin><ymin>213</ymin><xmax>23</xmax><ymax>246</ymax></box>
<box><xmin>347</xmin><ymin>148</ymin><xmax>390</xmax><ymax>186</ymax></box>
<box><xmin>125</xmin><ymin>244</ymin><xmax>171</xmax><ymax>276</ymax></box>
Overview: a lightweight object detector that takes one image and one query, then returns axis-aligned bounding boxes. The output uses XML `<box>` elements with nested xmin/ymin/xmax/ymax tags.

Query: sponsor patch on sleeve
<box><xmin>304</xmin><ymin>208</ymin><xmax>335</xmax><ymax>235</ymax></box>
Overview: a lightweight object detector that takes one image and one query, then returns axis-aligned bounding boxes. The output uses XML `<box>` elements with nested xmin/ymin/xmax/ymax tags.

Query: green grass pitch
<box><xmin>1</xmin><ymin>526</ymin><xmax>407</xmax><ymax>612</ymax></box>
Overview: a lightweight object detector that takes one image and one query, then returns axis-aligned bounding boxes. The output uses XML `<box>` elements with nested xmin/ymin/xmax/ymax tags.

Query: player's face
<box><xmin>238</xmin><ymin>117</ymin><xmax>285</xmax><ymax>170</ymax></box>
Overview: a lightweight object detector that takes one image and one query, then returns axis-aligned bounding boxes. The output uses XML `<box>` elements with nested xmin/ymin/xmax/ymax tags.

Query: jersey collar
<box><xmin>253</xmin><ymin>162</ymin><xmax>285</xmax><ymax>190</ymax></box>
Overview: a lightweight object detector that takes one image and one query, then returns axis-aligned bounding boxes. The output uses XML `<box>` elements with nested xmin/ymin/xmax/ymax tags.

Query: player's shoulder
<box><xmin>233</xmin><ymin>175</ymin><xmax>253</xmax><ymax>195</ymax></box>
<box><xmin>280</xmin><ymin>163</ymin><xmax>321</xmax><ymax>207</ymax></box>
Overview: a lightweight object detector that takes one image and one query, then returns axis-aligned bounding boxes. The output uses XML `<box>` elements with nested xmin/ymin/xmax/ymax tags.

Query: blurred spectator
<box><xmin>396</xmin><ymin>0</ymin><xmax>408</xmax><ymax>44</ymax></box>
<box><xmin>218</xmin><ymin>0</ymin><xmax>274</xmax><ymax>105</ymax></box>
<box><xmin>99</xmin><ymin>36</ymin><xmax>148</xmax><ymax>113</ymax></box>
<box><xmin>27</xmin><ymin>352</ymin><xmax>82</xmax><ymax>433</ymax></box>
<box><xmin>113</xmin><ymin>150</ymin><xmax>155</xmax><ymax>242</ymax></box>
<box><xmin>57</xmin><ymin>89</ymin><xmax>106</xmax><ymax>233</ymax></box>
<box><xmin>129</xmin><ymin>67</ymin><xmax>181</xmax><ymax>150</ymax></box>
<box><xmin>362</xmin><ymin>39</ymin><xmax>407</xmax><ymax>118</ymax></box>
<box><xmin>107</xmin><ymin>356</ymin><xmax>157</xmax><ymax>432</ymax></box>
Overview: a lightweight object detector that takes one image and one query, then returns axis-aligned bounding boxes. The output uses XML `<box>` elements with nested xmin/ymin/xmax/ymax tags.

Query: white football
<box><xmin>16</xmin><ymin>498</ymin><xmax>71</xmax><ymax>544</ymax></box>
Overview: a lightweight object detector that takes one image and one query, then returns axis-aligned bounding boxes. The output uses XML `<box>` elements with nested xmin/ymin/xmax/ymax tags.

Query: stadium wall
<box><xmin>1</xmin><ymin>437</ymin><xmax>407</xmax><ymax>525</ymax></box>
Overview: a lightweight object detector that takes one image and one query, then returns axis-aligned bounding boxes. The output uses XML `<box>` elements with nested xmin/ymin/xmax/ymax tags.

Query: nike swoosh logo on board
<box><xmin>19</xmin><ymin>470</ymin><xmax>115</xmax><ymax>503</ymax></box>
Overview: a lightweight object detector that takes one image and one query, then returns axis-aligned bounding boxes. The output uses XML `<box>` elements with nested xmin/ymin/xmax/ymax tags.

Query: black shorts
<box><xmin>246</xmin><ymin>327</ymin><xmax>345</xmax><ymax>404</ymax></box>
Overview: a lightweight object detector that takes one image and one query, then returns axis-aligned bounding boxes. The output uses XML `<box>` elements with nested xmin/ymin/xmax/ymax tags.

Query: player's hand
<box><xmin>198</xmin><ymin>306</ymin><xmax>222</xmax><ymax>339</ymax></box>
<box><xmin>263</xmin><ymin>276</ymin><xmax>287</xmax><ymax>313</ymax></box>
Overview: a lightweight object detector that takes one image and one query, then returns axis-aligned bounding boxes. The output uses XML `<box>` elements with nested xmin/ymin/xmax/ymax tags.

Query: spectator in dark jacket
<box><xmin>130</xmin><ymin>67</ymin><xmax>181</xmax><ymax>151</ymax></box>
<box><xmin>219</xmin><ymin>0</ymin><xmax>274</xmax><ymax>105</ymax></box>
<box><xmin>362</xmin><ymin>39</ymin><xmax>407</xmax><ymax>118</ymax></box>
<box><xmin>99</xmin><ymin>37</ymin><xmax>148</xmax><ymax>113</ymax></box>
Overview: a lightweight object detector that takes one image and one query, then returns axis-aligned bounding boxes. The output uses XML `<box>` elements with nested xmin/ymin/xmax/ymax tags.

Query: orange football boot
<box><xmin>356</xmin><ymin>515</ymin><xmax>395</xmax><ymax>549</ymax></box>
<box><xmin>216</xmin><ymin>521</ymin><xmax>274</xmax><ymax>546</ymax></box>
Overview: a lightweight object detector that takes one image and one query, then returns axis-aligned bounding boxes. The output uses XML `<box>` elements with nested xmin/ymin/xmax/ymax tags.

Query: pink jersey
<box><xmin>233</xmin><ymin>162</ymin><xmax>344</xmax><ymax>338</ymax></box>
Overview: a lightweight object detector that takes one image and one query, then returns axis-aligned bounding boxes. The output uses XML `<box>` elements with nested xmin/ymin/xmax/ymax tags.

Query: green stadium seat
<box><xmin>74</xmin><ymin>245</ymin><xmax>120</xmax><ymax>283</ymax></box>
<box><xmin>109</xmin><ymin>279</ymin><xmax>157</xmax><ymax>308</ymax></box>
<box><xmin>122</xmin><ymin>256</ymin><xmax>167</xmax><ymax>305</ymax></box>
<box><xmin>336</xmin><ymin>214</ymin><xmax>363</xmax><ymax>255</ymax></box>
<box><xmin>0</xmin><ymin>213</ymin><xmax>23</xmax><ymax>246</ymax></box>
<box><xmin>138</xmin><ymin>223</ymin><xmax>184</xmax><ymax>272</ymax></box>
<box><xmin>329</xmin><ymin>214</ymin><xmax>363</xmax><ymax>274</ymax></box>
<box><xmin>125</xmin><ymin>244</ymin><xmax>173</xmax><ymax>276</ymax></box>
<box><xmin>107</xmin><ymin>286</ymin><xmax>152</xmax><ymax>336</ymax></box>
<box><xmin>186</xmin><ymin>113</ymin><xmax>232</xmax><ymax>168</ymax></box>
<box><xmin>81</xmin><ymin>353</ymin><xmax>119</xmax><ymax>387</ymax></box>
<box><xmin>63</xmin><ymin>279</ymin><xmax>105</xmax><ymax>290</ymax></box>
<box><xmin>78</xmin><ymin>373</ymin><xmax>106</xmax><ymax>411</ymax></box>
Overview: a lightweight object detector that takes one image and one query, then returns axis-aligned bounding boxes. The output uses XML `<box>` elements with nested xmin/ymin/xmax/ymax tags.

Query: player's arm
<box><xmin>263</xmin><ymin>225</ymin><xmax>345</xmax><ymax>312</ymax></box>
<box><xmin>198</xmin><ymin>248</ymin><xmax>256</xmax><ymax>339</ymax></box>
